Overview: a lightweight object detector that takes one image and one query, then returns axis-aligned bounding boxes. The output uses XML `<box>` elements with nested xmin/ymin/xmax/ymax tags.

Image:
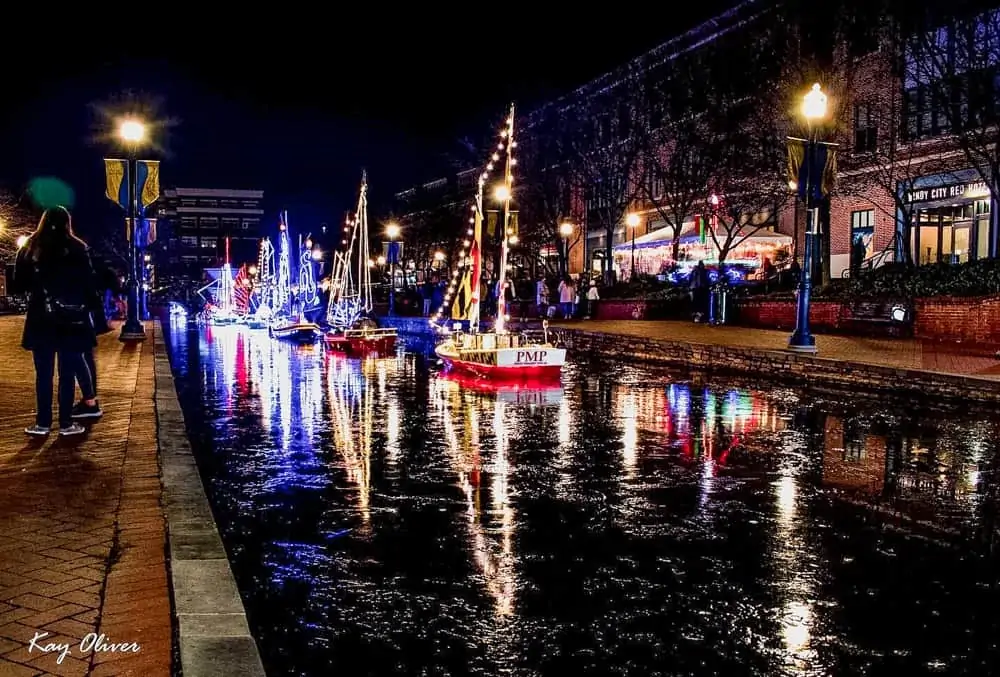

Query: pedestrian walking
<box><xmin>585</xmin><ymin>279</ymin><xmax>600</xmax><ymax>319</ymax></box>
<box><xmin>689</xmin><ymin>261</ymin><xmax>710</xmax><ymax>323</ymax></box>
<box><xmin>558</xmin><ymin>276</ymin><xmax>575</xmax><ymax>319</ymax></box>
<box><xmin>11</xmin><ymin>207</ymin><xmax>99</xmax><ymax>437</ymax></box>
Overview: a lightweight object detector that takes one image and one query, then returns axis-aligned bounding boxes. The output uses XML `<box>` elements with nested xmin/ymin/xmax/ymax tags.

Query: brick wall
<box><xmin>914</xmin><ymin>296</ymin><xmax>1000</xmax><ymax>346</ymax></box>
<box><xmin>559</xmin><ymin>328</ymin><xmax>1000</xmax><ymax>403</ymax></box>
<box><xmin>739</xmin><ymin>295</ymin><xmax>1000</xmax><ymax>347</ymax></box>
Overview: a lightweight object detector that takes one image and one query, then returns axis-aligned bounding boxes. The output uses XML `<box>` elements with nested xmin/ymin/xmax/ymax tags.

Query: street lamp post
<box><xmin>385</xmin><ymin>222</ymin><xmax>400</xmax><ymax>315</ymax></box>
<box><xmin>626</xmin><ymin>213</ymin><xmax>640</xmax><ymax>280</ymax></box>
<box><xmin>559</xmin><ymin>222</ymin><xmax>573</xmax><ymax>278</ymax></box>
<box><xmin>118</xmin><ymin>118</ymin><xmax>147</xmax><ymax>342</ymax></box>
<box><xmin>788</xmin><ymin>83</ymin><xmax>828</xmax><ymax>354</ymax></box>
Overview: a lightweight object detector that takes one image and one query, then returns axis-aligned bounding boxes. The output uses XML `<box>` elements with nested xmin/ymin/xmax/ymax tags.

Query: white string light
<box><xmin>428</xmin><ymin>110</ymin><xmax>517</xmax><ymax>333</ymax></box>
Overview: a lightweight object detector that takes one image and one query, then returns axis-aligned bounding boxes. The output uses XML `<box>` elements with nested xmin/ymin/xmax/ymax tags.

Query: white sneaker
<box><xmin>24</xmin><ymin>425</ymin><xmax>50</xmax><ymax>437</ymax></box>
<box><xmin>59</xmin><ymin>423</ymin><xmax>86</xmax><ymax>437</ymax></box>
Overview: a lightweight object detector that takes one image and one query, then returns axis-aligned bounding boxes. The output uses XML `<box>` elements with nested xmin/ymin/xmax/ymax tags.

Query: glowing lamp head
<box><xmin>559</xmin><ymin>222</ymin><xmax>574</xmax><ymax>237</ymax></box>
<box><xmin>802</xmin><ymin>83</ymin><xmax>828</xmax><ymax>121</ymax></box>
<box><xmin>376</xmin><ymin>255</ymin><xmax>386</xmax><ymax>265</ymax></box>
<box><xmin>434</xmin><ymin>251</ymin><xmax>445</xmax><ymax>262</ymax></box>
<box><xmin>311</xmin><ymin>248</ymin><xmax>323</xmax><ymax>261</ymax></box>
<box><xmin>248</xmin><ymin>265</ymin><xmax>258</xmax><ymax>276</ymax></box>
<box><xmin>385</xmin><ymin>223</ymin><xmax>401</xmax><ymax>239</ymax></box>
<box><xmin>626</xmin><ymin>213</ymin><xmax>640</xmax><ymax>228</ymax></box>
<box><xmin>709</xmin><ymin>194</ymin><xmax>720</xmax><ymax>206</ymax></box>
<box><xmin>15</xmin><ymin>235</ymin><xmax>28</xmax><ymax>249</ymax></box>
<box><xmin>494</xmin><ymin>184</ymin><xmax>511</xmax><ymax>202</ymax></box>
<box><xmin>788</xmin><ymin>180</ymin><xmax>798</xmax><ymax>191</ymax></box>
<box><xmin>118</xmin><ymin>119</ymin><xmax>145</xmax><ymax>143</ymax></box>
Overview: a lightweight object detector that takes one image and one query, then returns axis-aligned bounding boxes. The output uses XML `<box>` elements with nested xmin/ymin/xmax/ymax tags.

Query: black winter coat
<box><xmin>11</xmin><ymin>241</ymin><xmax>99</xmax><ymax>351</ymax></box>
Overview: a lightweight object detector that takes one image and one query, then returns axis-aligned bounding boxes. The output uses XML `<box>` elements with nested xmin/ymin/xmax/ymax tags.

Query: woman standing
<box><xmin>12</xmin><ymin>207</ymin><xmax>98</xmax><ymax>437</ymax></box>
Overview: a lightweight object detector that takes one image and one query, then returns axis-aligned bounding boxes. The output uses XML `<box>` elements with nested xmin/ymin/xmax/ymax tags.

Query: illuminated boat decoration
<box><xmin>269</xmin><ymin>317</ymin><xmax>322</xmax><ymax>342</ymax></box>
<box><xmin>432</xmin><ymin>104</ymin><xmax>564</xmax><ymax>381</ymax></box>
<box><xmin>325</xmin><ymin>172</ymin><xmax>397</xmax><ymax>355</ymax></box>
<box><xmin>268</xmin><ymin>211</ymin><xmax>321</xmax><ymax>342</ymax></box>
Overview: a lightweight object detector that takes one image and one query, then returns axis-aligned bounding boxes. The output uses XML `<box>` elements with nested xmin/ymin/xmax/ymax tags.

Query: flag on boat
<box><xmin>233</xmin><ymin>265</ymin><xmax>250</xmax><ymax>315</ymax></box>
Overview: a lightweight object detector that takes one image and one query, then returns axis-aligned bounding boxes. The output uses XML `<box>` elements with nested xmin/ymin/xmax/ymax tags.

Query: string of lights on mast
<box><xmin>428</xmin><ymin>107</ymin><xmax>517</xmax><ymax>332</ymax></box>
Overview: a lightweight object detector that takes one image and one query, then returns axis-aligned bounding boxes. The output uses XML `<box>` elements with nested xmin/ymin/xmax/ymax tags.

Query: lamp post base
<box><xmin>119</xmin><ymin>323</ymin><xmax>147</xmax><ymax>342</ymax></box>
<box><xmin>787</xmin><ymin>333</ymin><xmax>817</xmax><ymax>353</ymax></box>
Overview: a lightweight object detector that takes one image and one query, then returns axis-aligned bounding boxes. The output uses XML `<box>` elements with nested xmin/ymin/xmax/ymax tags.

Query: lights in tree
<box><xmin>430</xmin><ymin>109</ymin><xmax>518</xmax><ymax>331</ymax></box>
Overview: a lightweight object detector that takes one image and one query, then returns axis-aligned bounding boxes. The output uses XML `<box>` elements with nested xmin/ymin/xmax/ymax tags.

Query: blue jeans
<box><xmin>561</xmin><ymin>302</ymin><xmax>573</xmax><ymax>318</ymax></box>
<box><xmin>32</xmin><ymin>348</ymin><xmax>91</xmax><ymax>428</ymax></box>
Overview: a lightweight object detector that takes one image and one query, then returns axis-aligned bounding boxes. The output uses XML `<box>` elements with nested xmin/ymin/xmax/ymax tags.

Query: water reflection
<box><xmin>168</xmin><ymin>325</ymin><xmax>1000</xmax><ymax>676</ymax></box>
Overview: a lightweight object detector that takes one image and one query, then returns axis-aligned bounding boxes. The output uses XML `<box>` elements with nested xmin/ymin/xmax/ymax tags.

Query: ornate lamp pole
<box><xmin>118</xmin><ymin>118</ymin><xmax>147</xmax><ymax>342</ymax></box>
<box><xmin>385</xmin><ymin>223</ymin><xmax>400</xmax><ymax>314</ymax></box>
<box><xmin>788</xmin><ymin>84</ymin><xmax>829</xmax><ymax>354</ymax></box>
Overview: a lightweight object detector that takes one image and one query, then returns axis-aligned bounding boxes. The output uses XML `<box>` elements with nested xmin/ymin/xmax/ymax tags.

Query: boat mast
<box><xmin>469</xmin><ymin>184</ymin><xmax>484</xmax><ymax>333</ymax></box>
<box><xmin>494</xmin><ymin>104</ymin><xmax>515</xmax><ymax>335</ymax></box>
<box><xmin>358</xmin><ymin>171</ymin><xmax>371</xmax><ymax>313</ymax></box>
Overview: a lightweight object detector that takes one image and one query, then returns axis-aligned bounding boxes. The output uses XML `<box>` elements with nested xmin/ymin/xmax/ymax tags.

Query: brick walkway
<box><xmin>554</xmin><ymin>320</ymin><xmax>1000</xmax><ymax>380</ymax></box>
<box><xmin>0</xmin><ymin>317</ymin><xmax>171</xmax><ymax>677</ymax></box>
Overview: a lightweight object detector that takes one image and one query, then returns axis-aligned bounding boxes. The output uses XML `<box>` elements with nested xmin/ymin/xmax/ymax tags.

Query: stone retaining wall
<box><xmin>558</xmin><ymin>328</ymin><xmax>1000</xmax><ymax>404</ymax></box>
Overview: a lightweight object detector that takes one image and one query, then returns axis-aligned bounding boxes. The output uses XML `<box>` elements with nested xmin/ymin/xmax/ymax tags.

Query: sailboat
<box><xmin>433</xmin><ymin>104</ymin><xmax>565</xmax><ymax>380</ymax></box>
<box><xmin>196</xmin><ymin>237</ymin><xmax>238</xmax><ymax>325</ymax></box>
<box><xmin>245</xmin><ymin>238</ymin><xmax>275</xmax><ymax>329</ymax></box>
<box><xmin>324</xmin><ymin>173</ymin><xmax>397</xmax><ymax>355</ymax></box>
<box><xmin>269</xmin><ymin>210</ymin><xmax>322</xmax><ymax>342</ymax></box>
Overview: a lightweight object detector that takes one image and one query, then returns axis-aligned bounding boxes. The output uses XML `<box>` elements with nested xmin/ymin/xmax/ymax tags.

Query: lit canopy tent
<box><xmin>613</xmin><ymin>223</ymin><xmax>792</xmax><ymax>279</ymax></box>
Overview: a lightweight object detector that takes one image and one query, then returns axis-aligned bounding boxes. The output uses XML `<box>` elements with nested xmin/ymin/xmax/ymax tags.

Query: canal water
<box><xmin>165</xmin><ymin>319</ymin><xmax>1000</xmax><ymax>677</ymax></box>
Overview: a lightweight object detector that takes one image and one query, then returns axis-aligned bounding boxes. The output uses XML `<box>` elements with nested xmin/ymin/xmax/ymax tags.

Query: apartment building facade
<box><xmin>156</xmin><ymin>187</ymin><xmax>265</xmax><ymax>282</ymax></box>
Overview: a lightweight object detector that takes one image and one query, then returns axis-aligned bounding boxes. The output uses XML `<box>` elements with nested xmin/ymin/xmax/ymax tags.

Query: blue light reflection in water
<box><xmin>166</xmin><ymin>322</ymin><xmax>1000</xmax><ymax>677</ymax></box>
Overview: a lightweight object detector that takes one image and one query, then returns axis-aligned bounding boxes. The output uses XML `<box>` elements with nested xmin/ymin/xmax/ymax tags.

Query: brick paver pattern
<box><xmin>0</xmin><ymin>317</ymin><xmax>170</xmax><ymax>677</ymax></box>
<box><xmin>555</xmin><ymin>320</ymin><xmax>1000</xmax><ymax>379</ymax></box>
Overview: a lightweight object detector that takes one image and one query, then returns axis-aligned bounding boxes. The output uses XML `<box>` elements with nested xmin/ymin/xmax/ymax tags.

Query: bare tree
<box><xmin>0</xmin><ymin>190</ymin><xmax>35</xmax><ymax>265</ymax></box>
<box><xmin>907</xmin><ymin>6</ymin><xmax>1000</xmax><ymax>222</ymax></box>
<box><xmin>517</xmin><ymin>110</ymin><xmax>577</xmax><ymax>276</ymax></box>
<box><xmin>709</xmin><ymin>102</ymin><xmax>793</xmax><ymax>268</ymax></box>
<box><xmin>636</xmin><ymin>57</ymin><xmax>722</xmax><ymax>267</ymax></box>
<box><xmin>562</xmin><ymin>67</ymin><xmax>645</xmax><ymax>283</ymax></box>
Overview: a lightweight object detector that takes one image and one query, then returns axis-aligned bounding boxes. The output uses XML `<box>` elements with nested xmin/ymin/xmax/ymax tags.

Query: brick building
<box><xmin>395</xmin><ymin>0</ymin><xmax>999</xmax><ymax>281</ymax></box>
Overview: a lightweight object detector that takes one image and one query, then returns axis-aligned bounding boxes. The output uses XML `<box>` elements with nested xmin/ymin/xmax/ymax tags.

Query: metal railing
<box><xmin>842</xmin><ymin>235</ymin><xmax>899</xmax><ymax>278</ymax></box>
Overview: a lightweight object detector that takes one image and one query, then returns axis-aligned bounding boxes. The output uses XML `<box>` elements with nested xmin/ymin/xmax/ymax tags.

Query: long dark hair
<box><xmin>27</xmin><ymin>206</ymin><xmax>86</xmax><ymax>262</ymax></box>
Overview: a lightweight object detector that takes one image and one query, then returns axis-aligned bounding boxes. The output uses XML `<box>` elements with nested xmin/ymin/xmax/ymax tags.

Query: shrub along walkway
<box><xmin>552</xmin><ymin>320</ymin><xmax>1000</xmax><ymax>380</ymax></box>
<box><xmin>0</xmin><ymin>317</ymin><xmax>171</xmax><ymax>677</ymax></box>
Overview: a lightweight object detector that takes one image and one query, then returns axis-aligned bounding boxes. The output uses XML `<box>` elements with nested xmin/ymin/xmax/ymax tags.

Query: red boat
<box><xmin>325</xmin><ymin>327</ymin><xmax>397</xmax><ymax>355</ymax></box>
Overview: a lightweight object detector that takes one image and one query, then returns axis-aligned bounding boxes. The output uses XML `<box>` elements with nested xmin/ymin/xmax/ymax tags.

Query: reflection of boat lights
<box><xmin>620</xmin><ymin>391</ymin><xmax>638</xmax><ymax>474</ymax></box>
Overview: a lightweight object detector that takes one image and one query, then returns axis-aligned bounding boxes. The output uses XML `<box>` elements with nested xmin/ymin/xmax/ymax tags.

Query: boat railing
<box><xmin>343</xmin><ymin>327</ymin><xmax>398</xmax><ymax>339</ymax></box>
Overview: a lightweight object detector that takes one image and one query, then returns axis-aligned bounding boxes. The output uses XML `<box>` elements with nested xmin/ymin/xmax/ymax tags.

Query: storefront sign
<box><xmin>905</xmin><ymin>180</ymin><xmax>989</xmax><ymax>203</ymax></box>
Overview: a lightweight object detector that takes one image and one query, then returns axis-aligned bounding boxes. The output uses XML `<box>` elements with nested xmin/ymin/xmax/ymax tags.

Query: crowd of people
<box><xmin>10</xmin><ymin>207</ymin><xmax>121</xmax><ymax>437</ymax></box>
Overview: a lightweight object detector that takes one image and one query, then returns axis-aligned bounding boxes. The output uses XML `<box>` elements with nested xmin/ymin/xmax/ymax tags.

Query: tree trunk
<box><xmin>604</xmin><ymin>224</ymin><xmax>614</xmax><ymax>284</ymax></box>
<box><xmin>671</xmin><ymin>228</ymin><xmax>681</xmax><ymax>269</ymax></box>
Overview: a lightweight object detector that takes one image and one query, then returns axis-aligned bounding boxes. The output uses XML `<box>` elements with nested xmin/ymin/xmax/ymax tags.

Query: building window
<box><xmin>243</xmin><ymin>218</ymin><xmax>260</xmax><ymax>230</ymax></box>
<box><xmin>200</xmin><ymin>238</ymin><xmax>216</xmax><ymax>249</ymax></box>
<box><xmin>222</xmin><ymin>217</ymin><xmax>239</xmax><ymax>231</ymax></box>
<box><xmin>853</xmin><ymin>104</ymin><xmax>877</xmax><ymax>153</ymax></box>
<box><xmin>200</xmin><ymin>217</ymin><xmax>219</xmax><ymax>229</ymax></box>
<box><xmin>850</xmin><ymin>209</ymin><xmax>875</xmax><ymax>270</ymax></box>
<box><xmin>180</xmin><ymin>236</ymin><xmax>197</xmax><ymax>247</ymax></box>
<box><xmin>241</xmin><ymin>201</ymin><xmax>257</xmax><ymax>209</ymax></box>
<box><xmin>200</xmin><ymin>199</ymin><xmax>218</xmax><ymax>208</ymax></box>
<box><xmin>180</xmin><ymin>199</ymin><xmax>196</xmax><ymax>207</ymax></box>
<box><xmin>645</xmin><ymin>166</ymin><xmax>664</xmax><ymax>199</ymax></box>
<box><xmin>180</xmin><ymin>216</ymin><xmax>197</xmax><ymax>229</ymax></box>
<box><xmin>909</xmin><ymin>199</ymin><xmax>990</xmax><ymax>265</ymax></box>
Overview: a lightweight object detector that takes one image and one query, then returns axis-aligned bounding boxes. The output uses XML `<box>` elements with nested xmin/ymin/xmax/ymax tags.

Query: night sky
<box><xmin>0</xmin><ymin>8</ymin><xmax>733</xmax><ymax>240</ymax></box>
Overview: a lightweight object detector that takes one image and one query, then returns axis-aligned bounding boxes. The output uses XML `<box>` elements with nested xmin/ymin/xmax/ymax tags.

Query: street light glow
<box><xmin>559</xmin><ymin>222</ymin><xmax>574</xmax><ymax>237</ymax></box>
<box><xmin>376</xmin><ymin>255</ymin><xmax>386</xmax><ymax>265</ymax></box>
<box><xmin>385</xmin><ymin>223</ymin><xmax>400</xmax><ymax>239</ymax></box>
<box><xmin>494</xmin><ymin>184</ymin><xmax>511</xmax><ymax>202</ymax></box>
<box><xmin>434</xmin><ymin>251</ymin><xmax>445</xmax><ymax>261</ymax></box>
<box><xmin>16</xmin><ymin>235</ymin><xmax>28</xmax><ymax>249</ymax></box>
<box><xmin>802</xmin><ymin>83</ymin><xmax>828</xmax><ymax>121</ymax></box>
<box><xmin>626</xmin><ymin>213</ymin><xmax>640</xmax><ymax>228</ymax></box>
<box><xmin>119</xmin><ymin>118</ymin><xmax>146</xmax><ymax>143</ymax></box>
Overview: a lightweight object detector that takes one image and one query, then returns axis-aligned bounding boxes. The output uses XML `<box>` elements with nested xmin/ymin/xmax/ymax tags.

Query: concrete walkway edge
<box><xmin>152</xmin><ymin>321</ymin><xmax>266</xmax><ymax>677</ymax></box>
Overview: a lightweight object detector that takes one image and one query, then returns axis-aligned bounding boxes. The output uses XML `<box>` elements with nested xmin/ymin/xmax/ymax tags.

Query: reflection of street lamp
<box><xmin>385</xmin><ymin>223</ymin><xmax>400</xmax><ymax>314</ymax></box>
<box><xmin>788</xmin><ymin>83</ymin><xmax>828</xmax><ymax>354</ymax></box>
<box><xmin>626</xmin><ymin>213</ymin><xmax>641</xmax><ymax>279</ymax></box>
<box><xmin>117</xmin><ymin>117</ymin><xmax>148</xmax><ymax>341</ymax></box>
<box><xmin>559</xmin><ymin>222</ymin><xmax>574</xmax><ymax>277</ymax></box>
